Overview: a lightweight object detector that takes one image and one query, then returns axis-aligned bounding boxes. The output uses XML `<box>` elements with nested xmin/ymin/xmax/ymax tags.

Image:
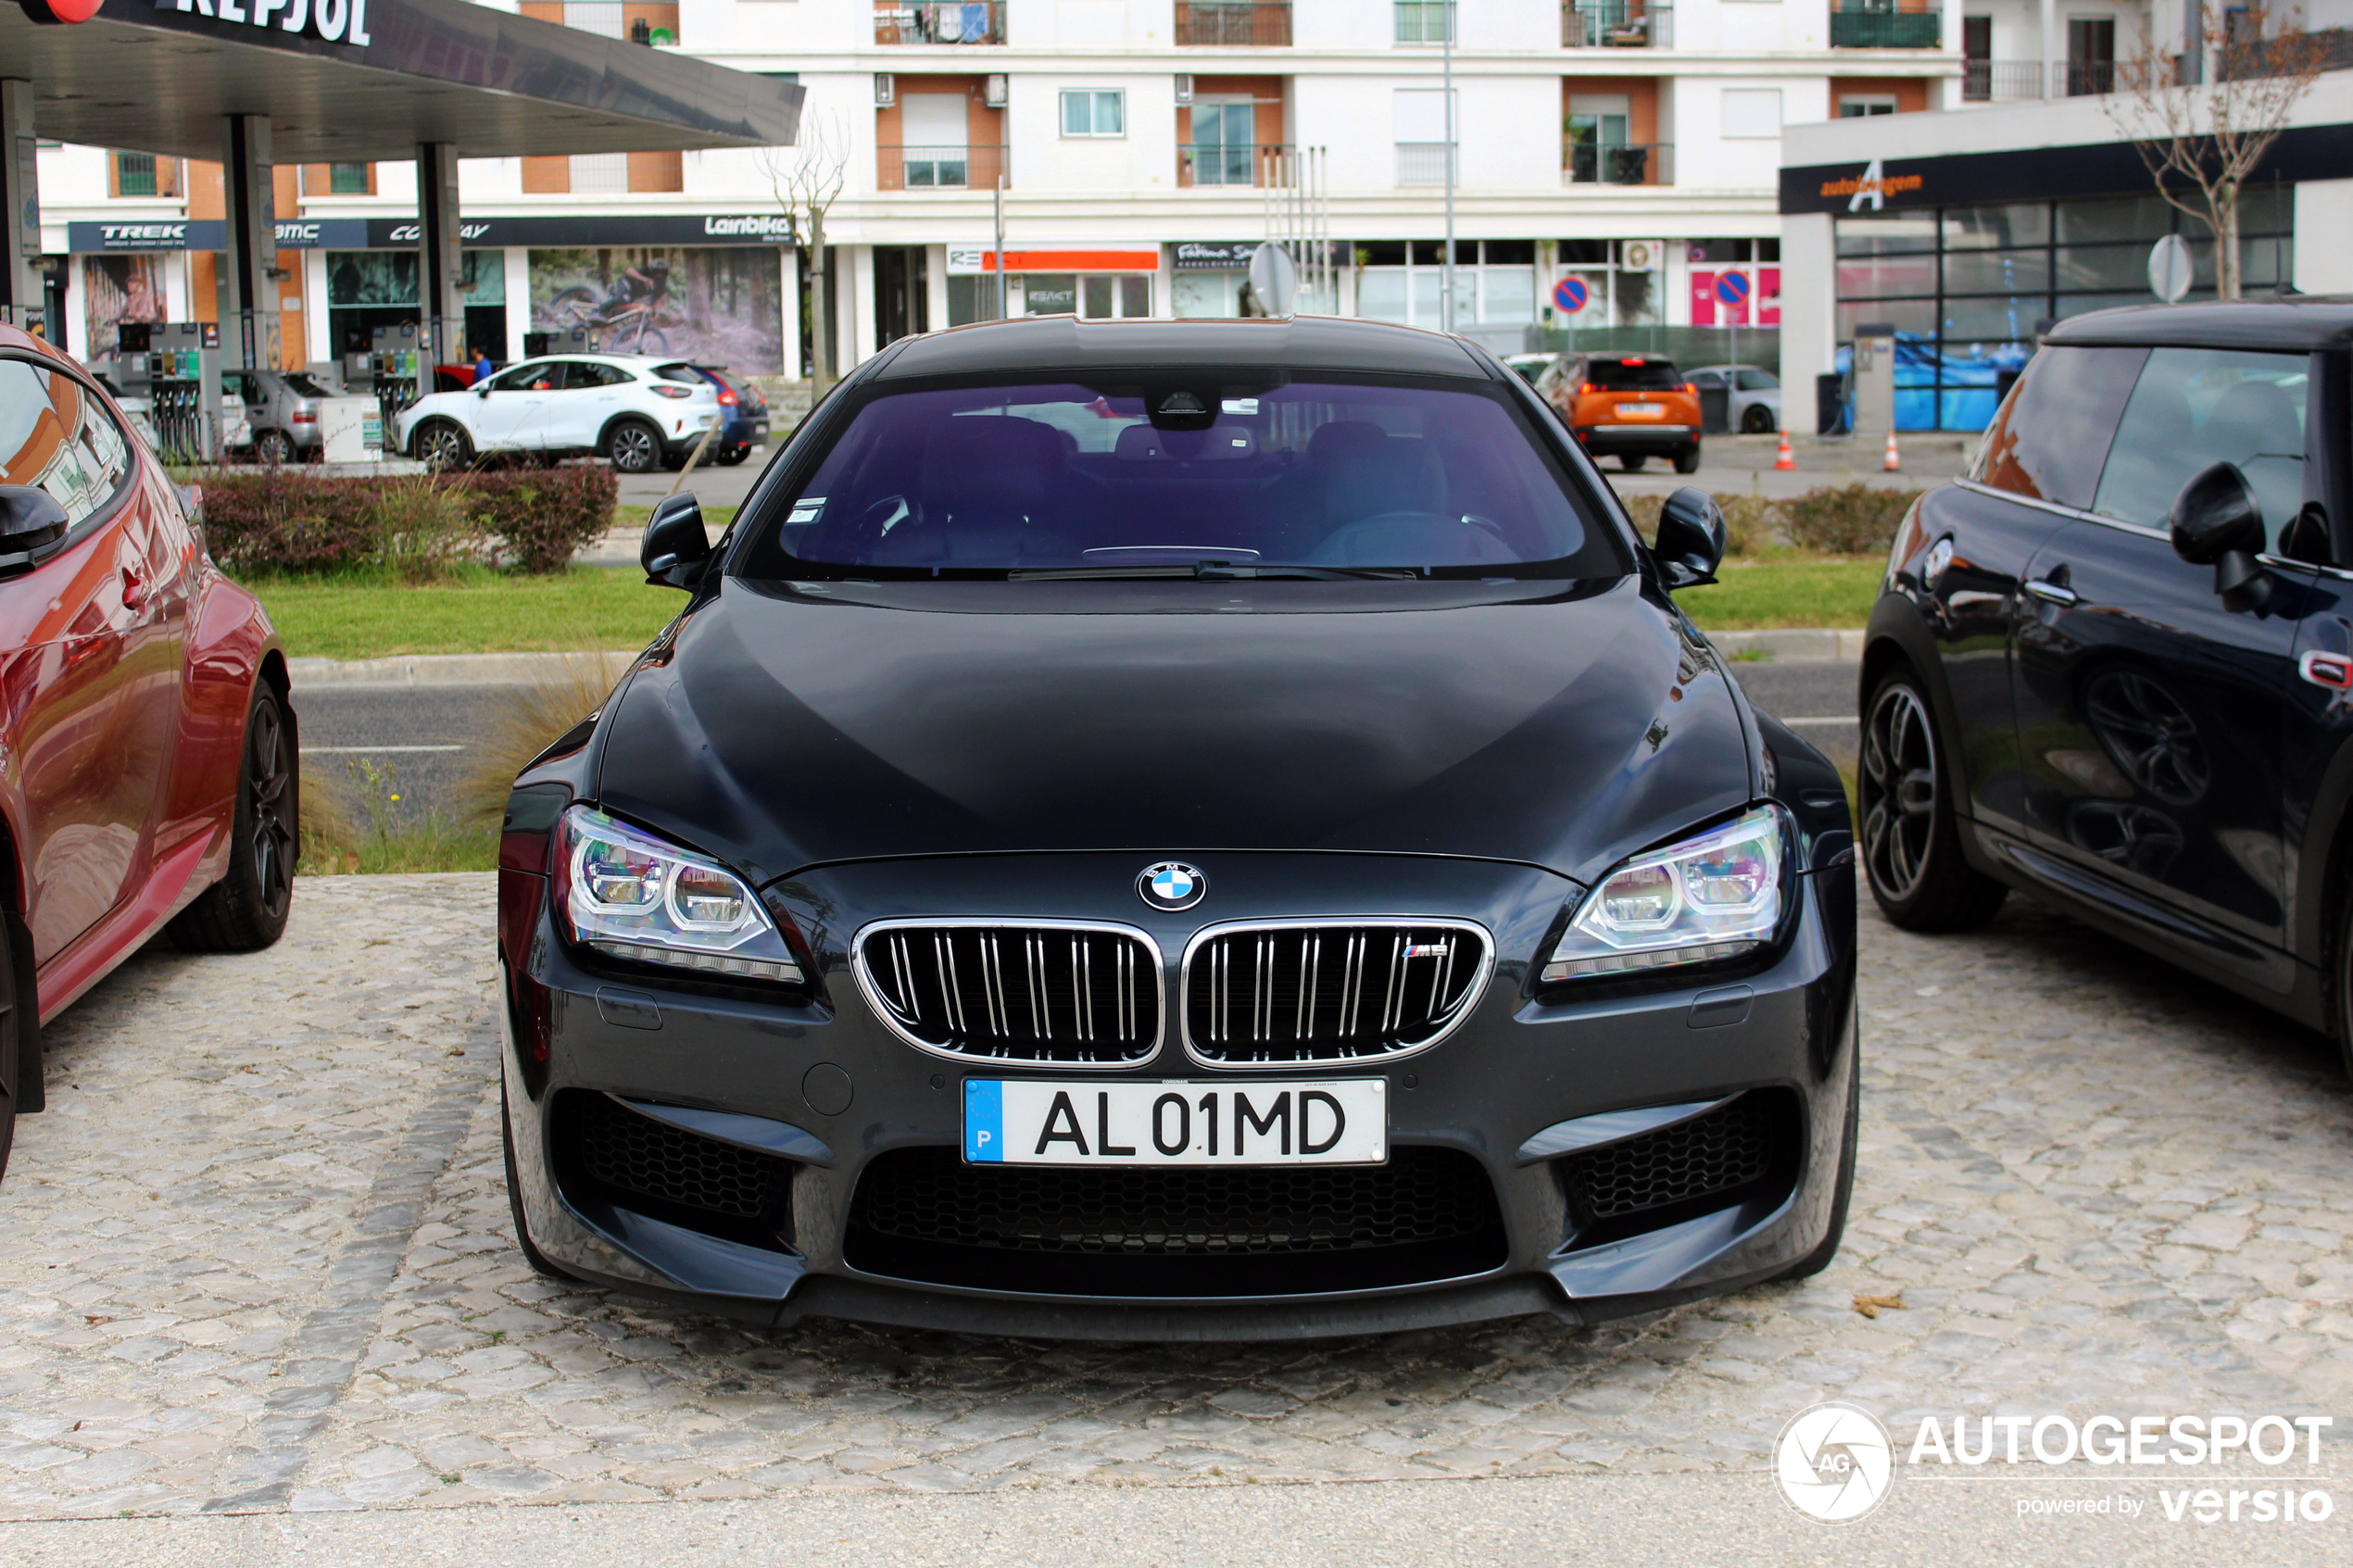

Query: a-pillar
<box><xmin>416</xmin><ymin>144</ymin><xmax>462</xmax><ymax>399</ymax></box>
<box><xmin>220</xmin><ymin>113</ymin><xmax>280</xmax><ymax>370</ymax></box>
<box><xmin>0</xmin><ymin>80</ymin><xmax>41</xmax><ymax>334</ymax></box>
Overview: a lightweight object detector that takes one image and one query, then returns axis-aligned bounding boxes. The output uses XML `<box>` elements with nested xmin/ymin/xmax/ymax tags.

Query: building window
<box><xmin>1061</xmin><ymin>89</ymin><xmax>1126</xmax><ymax>137</ymax></box>
<box><xmin>115</xmin><ymin>153</ymin><xmax>158</xmax><ymax>197</ymax></box>
<box><xmin>1838</xmin><ymin>96</ymin><xmax>1898</xmax><ymax>117</ymax></box>
<box><xmin>1394</xmin><ymin>0</ymin><xmax>1453</xmax><ymax>43</ymax></box>
<box><xmin>570</xmin><ymin>154</ymin><xmax>629</xmax><ymax>194</ymax></box>
<box><xmin>1355</xmin><ymin>240</ymin><xmax>1538</xmax><ymax>329</ymax></box>
<box><xmin>1832</xmin><ymin>187</ymin><xmax>2296</xmax><ymax>432</ymax></box>
<box><xmin>329</xmin><ymin>162</ymin><xmax>371</xmax><ymax>194</ymax></box>
<box><xmin>1393</xmin><ymin>87</ymin><xmax>1457</xmax><ymax>186</ymax></box>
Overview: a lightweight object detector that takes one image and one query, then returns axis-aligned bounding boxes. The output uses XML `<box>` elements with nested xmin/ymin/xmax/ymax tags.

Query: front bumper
<box><xmin>502</xmin><ymin>848</ymin><xmax>1856</xmax><ymax>1339</ymax></box>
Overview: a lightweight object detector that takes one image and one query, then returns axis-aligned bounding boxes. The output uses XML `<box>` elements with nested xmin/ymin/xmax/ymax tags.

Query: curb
<box><xmin>287</xmin><ymin>651</ymin><xmax>639</xmax><ymax>690</ymax></box>
<box><xmin>1704</xmin><ymin>628</ymin><xmax>1866</xmax><ymax>661</ymax></box>
<box><xmin>283</xmin><ymin>630</ymin><xmax>1864</xmax><ymax>690</ymax></box>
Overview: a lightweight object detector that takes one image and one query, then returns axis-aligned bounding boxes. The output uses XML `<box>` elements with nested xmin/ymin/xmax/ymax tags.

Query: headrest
<box><xmin>920</xmin><ymin>415</ymin><xmax>1063</xmax><ymax>513</ymax></box>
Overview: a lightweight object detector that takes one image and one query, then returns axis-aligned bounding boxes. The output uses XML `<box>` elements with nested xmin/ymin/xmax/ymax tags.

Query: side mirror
<box><xmin>1654</xmin><ymin>486</ymin><xmax>1727</xmax><ymax>588</ymax></box>
<box><xmin>2170</xmin><ymin>460</ymin><xmax>2270</xmax><ymax>610</ymax></box>
<box><xmin>476</xmin><ymin>384</ymin><xmax>493</xmax><ymax>398</ymax></box>
<box><xmin>0</xmin><ymin>485</ymin><xmax>69</xmax><ymax>572</ymax></box>
<box><xmin>642</xmin><ymin>493</ymin><xmax>711</xmax><ymax>589</ymax></box>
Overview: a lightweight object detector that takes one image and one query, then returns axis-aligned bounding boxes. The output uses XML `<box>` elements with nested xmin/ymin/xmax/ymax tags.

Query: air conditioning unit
<box><xmin>1175</xmin><ymin>73</ymin><xmax>1194</xmax><ymax>106</ymax></box>
<box><xmin>984</xmin><ymin>73</ymin><xmax>1008</xmax><ymax>108</ymax></box>
<box><xmin>1619</xmin><ymin>240</ymin><xmax>1664</xmax><ymax>272</ymax></box>
<box><xmin>875</xmin><ymin>73</ymin><xmax>896</xmax><ymax>108</ymax></box>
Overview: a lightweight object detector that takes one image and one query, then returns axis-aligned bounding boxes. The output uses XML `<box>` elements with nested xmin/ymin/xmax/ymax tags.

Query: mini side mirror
<box><xmin>1654</xmin><ymin>486</ymin><xmax>1727</xmax><ymax>588</ymax></box>
<box><xmin>642</xmin><ymin>492</ymin><xmax>711</xmax><ymax>589</ymax></box>
<box><xmin>0</xmin><ymin>484</ymin><xmax>69</xmax><ymax>571</ymax></box>
<box><xmin>2170</xmin><ymin>460</ymin><xmax>2270</xmax><ymax>610</ymax></box>
<box><xmin>476</xmin><ymin>384</ymin><xmax>493</xmax><ymax>398</ymax></box>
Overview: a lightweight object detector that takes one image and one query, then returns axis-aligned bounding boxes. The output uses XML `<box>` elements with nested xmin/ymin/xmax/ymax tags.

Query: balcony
<box><xmin>1563</xmin><ymin>140</ymin><xmax>1672</xmax><ymax>186</ymax></box>
<box><xmin>1395</xmin><ymin>142</ymin><xmax>1456</xmax><ymax>185</ymax></box>
<box><xmin>877</xmin><ymin>144</ymin><xmax>1009</xmax><ymax>191</ymax></box>
<box><xmin>1961</xmin><ymin>59</ymin><xmax>2046</xmax><ymax>99</ymax></box>
<box><xmin>1175</xmin><ymin>1</ymin><xmax>1290</xmax><ymax>44</ymax></box>
<box><xmin>1830</xmin><ymin>5</ymin><xmax>1941</xmax><ymax>47</ymax></box>
<box><xmin>1177</xmin><ymin>143</ymin><xmax>1295</xmax><ymax>187</ymax></box>
<box><xmin>2062</xmin><ymin>60</ymin><xmax>2116</xmax><ymax>94</ymax></box>
<box><xmin>1561</xmin><ymin>2</ymin><xmax>1673</xmax><ymax>47</ymax></box>
<box><xmin>523</xmin><ymin>2</ymin><xmax>679</xmax><ymax>44</ymax></box>
<box><xmin>873</xmin><ymin>1</ymin><xmax>1003</xmax><ymax>45</ymax></box>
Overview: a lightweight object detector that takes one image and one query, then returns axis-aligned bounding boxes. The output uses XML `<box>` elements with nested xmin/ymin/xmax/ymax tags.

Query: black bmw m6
<box><xmin>496</xmin><ymin>316</ymin><xmax>1859</xmax><ymax>1339</ymax></box>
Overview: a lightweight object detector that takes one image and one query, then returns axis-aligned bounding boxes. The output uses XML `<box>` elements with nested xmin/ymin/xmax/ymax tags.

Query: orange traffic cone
<box><xmin>1882</xmin><ymin>429</ymin><xmax>1902</xmax><ymax>472</ymax></box>
<box><xmin>1774</xmin><ymin>430</ymin><xmax>1795</xmax><ymax>470</ymax></box>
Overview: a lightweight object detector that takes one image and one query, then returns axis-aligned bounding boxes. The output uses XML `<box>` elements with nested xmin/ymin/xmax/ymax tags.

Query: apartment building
<box><xmin>39</xmin><ymin>0</ymin><xmax>1986</xmax><ymax>376</ymax></box>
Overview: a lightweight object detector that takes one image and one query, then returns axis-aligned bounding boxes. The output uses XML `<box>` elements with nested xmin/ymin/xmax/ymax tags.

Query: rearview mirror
<box><xmin>0</xmin><ymin>485</ymin><xmax>69</xmax><ymax>572</ymax></box>
<box><xmin>2170</xmin><ymin>461</ymin><xmax>2270</xmax><ymax>611</ymax></box>
<box><xmin>642</xmin><ymin>493</ymin><xmax>711</xmax><ymax>589</ymax></box>
<box><xmin>1654</xmin><ymin>486</ymin><xmax>1727</xmax><ymax>588</ymax></box>
<box><xmin>477</xmin><ymin>384</ymin><xmax>493</xmax><ymax>398</ymax></box>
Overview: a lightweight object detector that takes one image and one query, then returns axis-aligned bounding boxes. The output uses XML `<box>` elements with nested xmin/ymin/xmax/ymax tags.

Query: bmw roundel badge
<box><xmin>1138</xmin><ymin>861</ymin><xmax>1207</xmax><ymax>911</ymax></box>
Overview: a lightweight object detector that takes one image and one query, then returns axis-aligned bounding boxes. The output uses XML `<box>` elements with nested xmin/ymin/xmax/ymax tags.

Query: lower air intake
<box><xmin>844</xmin><ymin>1146</ymin><xmax>1508</xmax><ymax>1297</ymax></box>
<box><xmin>557</xmin><ymin>1090</ymin><xmax>796</xmax><ymax>1250</ymax></box>
<box><xmin>1554</xmin><ymin>1089</ymin><xmax>1799</xmax><ymax>1247</ymax></box>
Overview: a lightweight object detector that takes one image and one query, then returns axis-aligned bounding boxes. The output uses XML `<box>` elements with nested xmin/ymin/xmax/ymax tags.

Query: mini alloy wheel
<box><xmin>418</xmin><ymin>421</ymin><xmax>472</xmax><ymax>471</ymax></box>
<box><xmin>1858</xmin><ymin>669</ymin><xmax>2006</xmax><ymax>931</ymax></box>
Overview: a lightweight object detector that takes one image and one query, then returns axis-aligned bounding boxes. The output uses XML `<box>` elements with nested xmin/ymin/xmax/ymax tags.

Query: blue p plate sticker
<box><xmin>965</xmin><ymin>1079</ymin><xmax>1004</xmax><ymax>1162</ymax></box>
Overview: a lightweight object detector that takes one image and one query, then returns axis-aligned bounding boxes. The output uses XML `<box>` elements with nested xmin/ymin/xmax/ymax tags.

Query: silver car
<box><xmin>223</xmin><ymin>368</ymin><xmax>334</xmax><ymax>463</ymax></box>
<box><xmin>1686</xmin><ymin>364</ymin><xmax>1782</xmax><ymax>434</ymax></box>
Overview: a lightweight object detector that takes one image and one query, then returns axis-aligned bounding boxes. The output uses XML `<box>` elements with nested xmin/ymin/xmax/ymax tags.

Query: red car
<box><xmin>0</xmin><ymin>324</ymin><xmax>295</xmax><ymax>1182</ymax></box>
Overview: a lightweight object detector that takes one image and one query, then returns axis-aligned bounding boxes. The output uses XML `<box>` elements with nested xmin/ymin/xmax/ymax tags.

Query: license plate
<box><xmin>1617</xmin><ymin>402</ymin><xmax>1665</xmax><ymax>418</ymax></box>
<box><xmin>964</xmin><ymin>1078</ymin><xmax>1387</xmax><ymax>1166</ymax></box>
<box><xmin>751</xmin><ymin>422</ymin><xmax>770</xmax><ymax>437</ymax></box>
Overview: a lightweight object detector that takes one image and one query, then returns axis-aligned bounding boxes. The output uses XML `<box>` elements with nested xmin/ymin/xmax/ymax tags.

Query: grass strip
<box><xmin>1675</xmin><ymin>557</ymin><xmax>1881</xmax><ymax>631</ymax></box>
<box><xmin>237</xmin><ymin>564</ymin><xmax>678</xmax><ymax>660</ymax></box>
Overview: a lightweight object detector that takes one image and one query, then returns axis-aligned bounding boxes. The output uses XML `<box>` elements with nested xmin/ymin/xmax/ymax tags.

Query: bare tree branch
<box><xmin>759</xmin><ymin>110</ymin><xmax>850</xmax><ymax>387</ymax></box>
<box><xmin>2101</xmin><ymin>2</ymin><xmax>2324</xmax><ymax>298</ymax></box>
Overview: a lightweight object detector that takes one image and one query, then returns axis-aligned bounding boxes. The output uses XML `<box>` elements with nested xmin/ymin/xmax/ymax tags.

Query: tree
<box><xmin>2102</xmin><ymin>2</ymin><xmax>2328</xmax><ymax>300</ymax></box>
<box><xmin>760</xmin><ymin>109</ymin><xmax>849</xmax><ymax>388</ymax></box>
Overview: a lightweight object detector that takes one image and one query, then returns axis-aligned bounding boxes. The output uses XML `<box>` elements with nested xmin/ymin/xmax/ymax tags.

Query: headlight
<box><xmin>1541</xmin><ymin>806</ymin><xmax>1790</xmax><ymax>982</ymax></box>
<box><xmin>553</xmin><ymin>807</ymin><xmax>803</xmax><ymax>985</ymax></box>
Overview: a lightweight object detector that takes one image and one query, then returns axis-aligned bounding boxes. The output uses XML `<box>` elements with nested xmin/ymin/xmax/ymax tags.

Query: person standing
<box><xmin>472</xmin><ymin>345</ymin><xmax>495</xmax><ymax>385</ymax></box>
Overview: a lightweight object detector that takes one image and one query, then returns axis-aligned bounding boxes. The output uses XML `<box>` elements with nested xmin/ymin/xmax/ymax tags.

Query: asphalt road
<box><xmin>289</xmin><ymin>660</ymin><xmax>1860</xmax><ymax>825</ymax></box>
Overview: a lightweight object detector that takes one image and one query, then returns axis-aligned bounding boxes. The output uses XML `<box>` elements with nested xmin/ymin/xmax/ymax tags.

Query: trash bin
<box><xmin>1698</xmin><ymin>385</ymin><xmax>1731</xmax><ymax>434</ymax></box>
<box><xmin>1816</xmin><ymin>372</ymin><xmax>1850</xmax><ymax>436</ymax></box>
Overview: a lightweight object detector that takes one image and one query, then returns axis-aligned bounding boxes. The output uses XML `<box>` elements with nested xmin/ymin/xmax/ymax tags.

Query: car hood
<box><xmin>594</xmin><ymin>575</ymin><xmax>1756</xmax><ymax>888</ymax></box>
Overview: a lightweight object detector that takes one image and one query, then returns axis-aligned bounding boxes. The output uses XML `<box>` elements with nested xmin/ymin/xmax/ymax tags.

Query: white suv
<box><xmin>396</xmin><ymin>354</ymin><xmax>723</xmax><ymax>473</ymax></box>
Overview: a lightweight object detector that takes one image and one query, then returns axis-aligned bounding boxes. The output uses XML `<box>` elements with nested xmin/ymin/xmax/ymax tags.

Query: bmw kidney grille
<box><xmin>856</xmin><ymin>922</ymin><xmax>1162</xmax><ymax>1065</ymax></box>
<box><xmin>1183</xmin><ymin>922</ymin><xmax>1491</xmax><ymax>1064</ymax></box>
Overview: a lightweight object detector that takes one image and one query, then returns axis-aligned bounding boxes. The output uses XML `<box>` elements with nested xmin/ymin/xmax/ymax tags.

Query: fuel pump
<box><xmin>120</xmin><ymin>321</ymin><xmax>223</xmax><ymax>464</ymax></box>
<box><xmin>370</xmin><ymin>323</ymin><xmax>424</xmax><ymax>455</ymax></box>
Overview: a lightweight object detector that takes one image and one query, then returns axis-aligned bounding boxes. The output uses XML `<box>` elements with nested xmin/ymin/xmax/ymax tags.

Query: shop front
<box><xmin>1779</xmin><ymin>82</ymin><xmax>2353</xmax><ymax>432</ymax></box>
<box><xmin>944</xmin><ymin>244</ymin><xmax>1160</xmax><ymax>325</ymax></box>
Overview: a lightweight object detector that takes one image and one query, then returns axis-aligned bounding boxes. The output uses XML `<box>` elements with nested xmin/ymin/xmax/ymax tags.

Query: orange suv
<box><xmin>1538</xmin><ymin>353</ymin><xmax>1702</xmax><ymax>474</ymax></box>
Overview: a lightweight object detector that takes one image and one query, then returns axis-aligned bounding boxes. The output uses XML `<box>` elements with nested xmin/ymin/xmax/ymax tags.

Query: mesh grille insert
<box><xmin>1184</xmin><ymin>922</ymin><xmax>1489</xmax><ymax>1064</ymax></box>
<box><xmin>859</xmin><ymin>924</ymin><xmax>1159</xmax><ymax>1065</ymax></box>
<box><xmin>566</xmin><ymin>1092</ymin><xmax>794</xmax><ymax>1228</ymax></box>
<box><xmin>1556</xmin><ymin>1091</ymin><xmax>1789</xmax><ymax>1228</ymax></box>
<box><xmin>845</xmin><ymin>1146</ymin><xmax>1508</xmax><ymax>1297</ymax></box>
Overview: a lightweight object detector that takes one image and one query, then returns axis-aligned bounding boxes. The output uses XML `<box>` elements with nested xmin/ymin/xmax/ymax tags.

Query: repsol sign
<box><xmin>154</xmin><ymin>0</ymin><xmax>372</xmax><ymax>44</ymax></box>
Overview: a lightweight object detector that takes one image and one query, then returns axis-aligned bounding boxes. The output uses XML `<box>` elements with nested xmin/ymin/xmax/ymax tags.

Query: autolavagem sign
<box><xmin>1777</xmin><ymin>1404</ymin><xmax>2341</xmax><ymax>1528</ymax></box>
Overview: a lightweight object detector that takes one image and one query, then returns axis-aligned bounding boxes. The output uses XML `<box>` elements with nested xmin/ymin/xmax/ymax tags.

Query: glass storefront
<box><xmin>1354</xmin><ymin>240</ymin><xmax>1538</xmax><ymax>330</ymax></box>
<box><xmin>1833</xmin><ymin>187</ymin><xmax>2295</xmax><ymax>430</ymax></box>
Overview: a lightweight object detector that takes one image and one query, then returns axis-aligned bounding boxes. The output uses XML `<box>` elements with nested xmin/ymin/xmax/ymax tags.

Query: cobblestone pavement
<box><xmin>1</xmin><ymin>873</ymin><xmax>2348</xmax><ymax>1521</ymax></box>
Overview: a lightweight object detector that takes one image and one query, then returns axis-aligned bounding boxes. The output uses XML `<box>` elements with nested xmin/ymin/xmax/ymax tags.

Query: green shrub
<box><xmin>194</xmin><ymin>464</ymin><xmax>615</xmax><ymax>576</ymax></box>
<box><xmin>1782</xmin><ymin>483</ymin><xmax>1923</xmax><ymax>556</ymax></box>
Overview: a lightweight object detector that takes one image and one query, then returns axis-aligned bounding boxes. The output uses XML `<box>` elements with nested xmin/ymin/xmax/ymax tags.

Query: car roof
<box><xmin>2044</xmin><ymin>296</ymin><xmax>2353</xmax><ymax>352</ymax></box>
<box><xmin>874</xmin><ymin>315</ymin><xmax>1491</xmax><ymax>382</ymax></box>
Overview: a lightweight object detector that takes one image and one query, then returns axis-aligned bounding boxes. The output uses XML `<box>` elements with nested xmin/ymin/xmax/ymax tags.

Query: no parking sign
<box><xmin>1714</xmin><ymin>271</ymin><xmax>1751</xmax><ymax>310</ymax></box>
<box><xmin>1552</xmin><ymin>276</ymin><xmax>1590</xmax><ymax>315</ymax></box>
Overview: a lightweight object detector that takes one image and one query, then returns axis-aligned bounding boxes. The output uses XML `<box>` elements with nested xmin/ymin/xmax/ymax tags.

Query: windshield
<box><xmin>739</xmin><ymin>375</ymin><xmax>1623</xmax><ymax>579</ymax></box>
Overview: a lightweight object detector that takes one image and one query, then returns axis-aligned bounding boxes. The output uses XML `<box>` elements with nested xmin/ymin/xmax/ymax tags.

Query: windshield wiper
<box><xmin>1006</xmin><ymin>562</ymin><xmax>1419</xmax><ymax>582</ymax></box>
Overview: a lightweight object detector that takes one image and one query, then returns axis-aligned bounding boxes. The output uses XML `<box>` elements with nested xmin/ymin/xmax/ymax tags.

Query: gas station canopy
<box><xmin>5</xmin><ymin>0</ymin><xmax>802</xmax><ymax>162</ymax></box>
